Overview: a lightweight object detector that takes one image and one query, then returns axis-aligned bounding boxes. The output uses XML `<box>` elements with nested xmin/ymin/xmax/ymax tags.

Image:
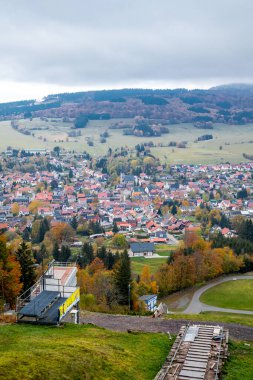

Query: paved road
<box><xmin>80</xmin><ymin>311</ymin><xmax>253</xmax><ymax>341</ymax></box>
<box><xmin>183</xmin><ymin>274</ymin><xmax>253</xmax><ymax>314</ymax></box>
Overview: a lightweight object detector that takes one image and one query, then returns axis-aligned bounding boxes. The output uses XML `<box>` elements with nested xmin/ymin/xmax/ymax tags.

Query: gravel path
<box><xmin>183</xmin><ymin>274</ymin><xmax>253</xmax><ymax>314</ymax></box>
<box><xmin>80</xmin><ymin>311</ymin><xmax>253</xmax><ymax>341</ymax></box>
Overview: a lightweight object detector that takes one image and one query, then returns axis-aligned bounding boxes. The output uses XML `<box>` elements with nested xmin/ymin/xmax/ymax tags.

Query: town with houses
<box><xmin>1</xmin><ymin>148</ymin><xmax>253</xmax><ymax>251</ymax></box>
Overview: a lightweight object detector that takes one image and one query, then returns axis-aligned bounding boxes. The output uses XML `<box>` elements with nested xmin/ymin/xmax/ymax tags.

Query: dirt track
<box><xmin>80</xmin><ymin>311</ymin><xmax>253</xmax><ymax>341</ymax></box>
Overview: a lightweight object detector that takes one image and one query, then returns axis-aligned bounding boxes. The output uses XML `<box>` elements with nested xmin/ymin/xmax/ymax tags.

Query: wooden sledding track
<box><xmin>155</xmin><ymin>324</ymin><xmax>229</xmax><ymax>380</ymax></box>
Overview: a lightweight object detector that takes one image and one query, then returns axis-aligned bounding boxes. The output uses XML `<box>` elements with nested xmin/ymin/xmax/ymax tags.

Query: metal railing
<box><xmin>53</xmin><ymin>261</ymin><xmax>76</xmax><ymax>267</ymax></box>
<box><xmin>16</xmin><ymin>277</ymin><xmax>43</xmax><ymax>312</ymax></box>
<box><xmin>214</xmin><ymin>326</ymin><xmax>224</xmax><ymax>380</ymax></box>
<box><xmin>16</xmin><ymin>260</ymin><xmax>76</xmax><ymax>312</ymax></box>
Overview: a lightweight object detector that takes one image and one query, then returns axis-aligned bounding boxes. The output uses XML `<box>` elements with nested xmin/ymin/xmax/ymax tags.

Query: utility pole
<box><xmin>128</xmin><ymin>283</ymin><xmax>131</xmax><ymax>311</ymax></box>
<box><xmin>42</xmin><ymin>255</ymin><xmax>45</xmax><ymax>291</ymax></box>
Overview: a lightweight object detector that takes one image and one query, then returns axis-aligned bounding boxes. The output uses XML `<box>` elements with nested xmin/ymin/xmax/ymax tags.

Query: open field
<box><xmin>1</xmin><ymin>118</ymin><xmax>253</xmax><ymax>164</ymax></box>
<box><xmin>0</xmin><ymin>323</ymin><xmax>170</xmax><ymax>380</ymax></box>
<box><xmin>131</xmin><ymin>257</ymin><xmax>167</xmax><ymax>275</ymax></box>
<box><xmin>200</xmin><ymin>280</ymin><xmax>253</xmax><ymax>311</ymax></box>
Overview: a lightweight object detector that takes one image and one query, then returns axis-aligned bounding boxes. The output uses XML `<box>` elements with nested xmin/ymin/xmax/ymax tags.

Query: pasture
<box><xmin>200</xmin><ymin>280</ymin><xmax>253</xmax><ymax>311</ymax></box>
<box><xmin>1</xmin><ymin>118</ymin><xmax>253</xmax><ymax>164</ymax></box>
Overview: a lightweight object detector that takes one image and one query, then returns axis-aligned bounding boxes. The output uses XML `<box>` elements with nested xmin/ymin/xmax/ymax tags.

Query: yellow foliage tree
<box><xmin>28</xmin><ymin>200</ymin><xmax>46</xmax><ymax>214</ymax></box>
<box><xmin>11</xmin><ymin>202</ymin><xmax>19</xmax><ymax>216</ymax></box>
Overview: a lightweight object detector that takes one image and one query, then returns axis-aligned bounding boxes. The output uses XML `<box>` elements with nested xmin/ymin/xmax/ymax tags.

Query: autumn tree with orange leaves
<box><xmin>0</xmin><ymin>236</ymin><xmax>22</xmax><ymax>307</ymax></box>
<box><xmin>156</xmin><ymin>237</ymin><xmax>243</xmax><ymax>296</ymax></box>
<box><xmin>45</xmin><ymin>222</ymin><xmax>75</xmax><ymax>245</ymax></box>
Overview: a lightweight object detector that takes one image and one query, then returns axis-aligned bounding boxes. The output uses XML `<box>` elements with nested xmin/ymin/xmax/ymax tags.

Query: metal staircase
<box><xmin>16</xmin><ymin>260</ymin><xmax>80</xmax><ymax>325</ymax></box>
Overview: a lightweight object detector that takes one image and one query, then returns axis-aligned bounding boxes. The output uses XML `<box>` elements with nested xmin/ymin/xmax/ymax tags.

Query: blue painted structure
<box><xmin>139</xmin><ymin>294</ymin><xmax>157</xmax><ymax>311</ymax></box>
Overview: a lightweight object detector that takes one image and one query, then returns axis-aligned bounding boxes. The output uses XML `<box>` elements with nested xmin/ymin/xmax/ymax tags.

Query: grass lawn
<box><xmin>154</xmin><ymin>251</ymin><xmax>171</xmax><ymax>256</ymax></box>
<box><xmin>131</xmin><ymin>257</ymin><xmax>167</xmax><ymax>275</ymax></box>
<box><xmin>0</xmin><ymin>323</ymin><xmax>171</xmax><ymax>380</ymax></box>
<box><xmin>154</xmin><ymin>244</ymin><xmax>177</xmax><ymax>257</ymax></box>
<box><xmin>200</xmin><ymin>280</ymin><xmax>253</xmax><ymax>311</ymax></box>
<box><xmin>166</xmin><ymin>312</ymin><xmax>253</xmax><ymax>328</ymax></box>
<box><xmin>222</xmin><ymin>340</ymin><xmax>253</xmax><ymax>380</ymax></box>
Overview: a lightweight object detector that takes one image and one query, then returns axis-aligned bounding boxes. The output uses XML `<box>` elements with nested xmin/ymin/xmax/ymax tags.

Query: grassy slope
<box><xmin>0</xmin><ymin>324</ymin><xmax>171</xmax><ymax>380</ymax></box>
<box><xmin>200</xmin><ymin>280</ymin><xmax>253</xmax><ymax>311</ymax></box>
<box><xmin>222</xmin><ymin>341</ymin><xmax>253</xmax><ymax>380</ymax></box>
<box><xmin>131</xmin><ymin>257</ymin><xmax>167</xmax><ymax>275</ymax></box>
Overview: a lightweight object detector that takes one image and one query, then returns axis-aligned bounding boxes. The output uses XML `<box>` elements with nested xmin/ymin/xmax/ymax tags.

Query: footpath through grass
<box><xmin>200</xmin><ymin>280</ymin><xmax>253</xmax><ymax>311</ymax></box>
<box><xmin>0</xmin><ymin>323</ymin><xmax>171</xmax><ymax>380</ymax></box>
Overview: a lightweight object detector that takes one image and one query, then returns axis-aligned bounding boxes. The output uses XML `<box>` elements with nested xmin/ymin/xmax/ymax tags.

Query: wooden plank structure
<box><xmin>155</xmin><ymin>324</ymin><xmax>229</xmax><ymax>380</ymax></box>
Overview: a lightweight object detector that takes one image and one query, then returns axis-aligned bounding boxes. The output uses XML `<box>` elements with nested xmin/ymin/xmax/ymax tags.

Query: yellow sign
<box><xmin>59</xmin><ymin>288</ymin><xmax>80</xmax><ymax>318</ymax></box>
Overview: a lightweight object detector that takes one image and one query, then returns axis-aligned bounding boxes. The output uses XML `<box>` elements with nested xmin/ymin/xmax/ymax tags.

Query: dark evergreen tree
<box><xmin>97</xmin><ymin>245</ymin><xmax>107</xmax><ymax>262</ymax></box>
<box><xmin>52</xmin><ymin>241</ymin><xmax>60</xmax><ymax>261</ymax></box>
<box><xmin>94</xmin><ymin>221</ymin><xmax>103</xmax><ymax>234</ymax></box>
<box><xmin>220</xmin><ymin>214</ymin><xmax>231</xmax><ymax>228</ymax></box>
<box><xmin>16</xmin><ymin>241</ymin><xmax>36</xmax><ymax>292</ymax></box>
<box><xmin>114</xmin><ymin>250</ymin><xmax>120</xmax><ymax>263</ymax></box>
<box><xmin>22</xmin><ymin>227</ymin><xmax>30</xmax><ymax>242</ymax></box>
<box><xmin>171</xmin><ymin>204</ymin><xmax>177</xmax><ymax>215</ymax></box>
<box><xmin>59</xmin><ymin>245</ymin><xmax>71</xmax><ymax>262</ymax></box>
<box><xmin>81</xmin><ymin>242</ymin><xmax>94</xmax><ymax>266</ymax></box>
<box><xmin>237</xmin><ymin>188</ymin><xmax>248</xmax><ymax>199</ymax></box>
<box><xmin>105</xmin><ymin>250</ymin><xmax>115</xmax><ymax>270</ymax></box>
<box><xmin>40</xmin><ymin>218</ymin><xmax>50</xmax><ymax>241</ymax></box>
<box><xmin>114</xmin><ymin>249</ymin><xmax>131</xmax><ymax>305</ymax></box>
<box><xmin>69</xmin><ymin>169</ymin><xmax>74</xmax><ymax>179</ymax></box>
<box><xmin>70</xmin><ymin>216</ymin><xmax>78</xmax><ymax>231</ymax></box>
<box><xmin>112</xmin><ymin>222</ymin><xmax>119</xmax><ymax>233</ymax></box>
<box><xmin>240</xmin><ymin>219</ymin><xmax>253</xmax><ymax>242</ymax></box>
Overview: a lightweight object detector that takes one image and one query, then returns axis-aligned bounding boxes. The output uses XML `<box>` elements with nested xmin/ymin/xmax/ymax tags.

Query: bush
<box><xmin>80</xmin><ymin>294</ymin><xmax>96</xmax><ymax>309</ymax></box>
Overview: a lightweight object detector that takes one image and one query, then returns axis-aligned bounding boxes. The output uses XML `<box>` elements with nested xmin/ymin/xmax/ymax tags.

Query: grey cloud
<box><xmin>0</xmin><ymin>0</ymin><xmax>252</xmax><ymax>89</ymax></box>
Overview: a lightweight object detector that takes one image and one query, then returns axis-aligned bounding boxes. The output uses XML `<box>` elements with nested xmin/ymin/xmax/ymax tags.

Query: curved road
<box><xmin>182</xmin><ymin>274</ymin><xmax>253</xmax><ymax>314</ymax></box>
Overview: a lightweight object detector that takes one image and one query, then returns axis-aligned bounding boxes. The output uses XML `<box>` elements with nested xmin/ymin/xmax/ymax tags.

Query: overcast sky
<box><xmin>0</xmin><ymin>0</ymin><xmax>252</xmax><ymax>101</ymax></box>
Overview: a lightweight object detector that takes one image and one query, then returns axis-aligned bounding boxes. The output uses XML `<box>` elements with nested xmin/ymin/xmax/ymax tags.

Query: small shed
<box><xmin>139</xmin><ymin>294</ymin><xmax>157</xmax><ymax>311</ymax></box>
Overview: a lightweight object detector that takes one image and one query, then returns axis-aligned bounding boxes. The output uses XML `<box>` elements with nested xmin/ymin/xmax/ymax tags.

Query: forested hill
<box><xmin>2</xmin><ymin>85</ymin><xmax>253</xmax><ymax>125</ymax></box>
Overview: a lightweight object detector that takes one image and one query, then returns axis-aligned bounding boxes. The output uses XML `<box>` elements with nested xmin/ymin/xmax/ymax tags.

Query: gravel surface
<box><xmin>80</xmin><ymin>311</ymin><xmax>253</xmax><ymax>341</ymax></box>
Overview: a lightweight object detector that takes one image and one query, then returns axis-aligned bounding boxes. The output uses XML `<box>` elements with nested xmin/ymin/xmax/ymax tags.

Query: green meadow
<box><xmin>200</xmin><ymin>280</ymin><xmax>253</xmax><ymax>311</ymax></box>
<box><xmin>1</xmin><ymin>118</ymin><xmax>253</xmax><ymax>164</ymax></box>
<box><xmin>131</xmin><ymin>257</ymin><xmax>167</xmax><ymax>275</ymax></box>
